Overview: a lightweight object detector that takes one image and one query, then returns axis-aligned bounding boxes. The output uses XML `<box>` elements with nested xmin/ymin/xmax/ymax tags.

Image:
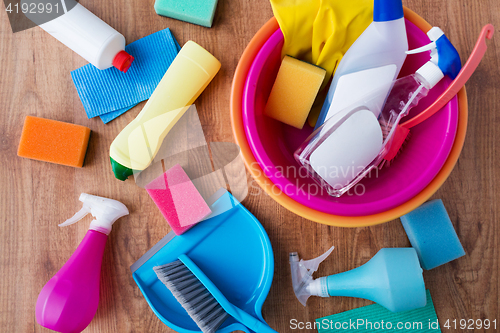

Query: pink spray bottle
<box><xmin>35</xmin><ymin>193</ymin><xmax>129</xmax><ymax>333</ymax></box>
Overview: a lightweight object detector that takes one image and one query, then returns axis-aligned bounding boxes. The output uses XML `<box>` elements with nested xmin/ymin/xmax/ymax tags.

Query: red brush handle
<box><xmin>401</xmin><ymin>24</ymin><xmax>494</xmax><ymax>129</ymax></box>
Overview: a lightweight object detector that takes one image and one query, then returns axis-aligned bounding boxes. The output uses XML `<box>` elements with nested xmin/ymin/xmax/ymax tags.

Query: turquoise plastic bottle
<box><xmin>324</xmin><ymin>248</ymin><xmax>426</xmax><ymax>312</ymax></box>
<box><xmin>292</xmin><ymin>248</ymin><xmax>427</xmax><ymax>312</ymax></box>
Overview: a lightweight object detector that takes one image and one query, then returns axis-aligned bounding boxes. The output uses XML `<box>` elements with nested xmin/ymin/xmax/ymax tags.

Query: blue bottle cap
<box><xmin>373</xmin><ymin>0</ymin><xmax>404</xmax><ymax>22</ymax></box>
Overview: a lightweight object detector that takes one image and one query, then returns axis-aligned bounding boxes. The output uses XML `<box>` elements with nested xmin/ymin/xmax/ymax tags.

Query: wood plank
<box><xmin>0</xmin><ymin>0</ymin><xmax>498</xmax><ymax>332</ymax></box>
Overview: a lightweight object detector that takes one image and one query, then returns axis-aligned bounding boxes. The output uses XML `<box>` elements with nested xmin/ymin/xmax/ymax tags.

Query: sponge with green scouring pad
<box><xmin>154</xmin><ymin>0</ymin><xmax>219</xmax><ymax>28</ymax></box>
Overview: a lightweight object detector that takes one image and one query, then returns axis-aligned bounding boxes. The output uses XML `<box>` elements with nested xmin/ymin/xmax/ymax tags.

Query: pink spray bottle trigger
<box><xmin>35</xmin><ymin>194</ymin><xmax>128</xmax><ymax>333</ymax></box>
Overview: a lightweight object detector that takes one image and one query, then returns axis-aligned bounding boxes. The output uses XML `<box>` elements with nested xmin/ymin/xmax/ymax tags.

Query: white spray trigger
<box><xmin>406</xmin><ymin>27</ymin><xmax>445</xmax><ymax>64</ymax></box>
<box><xmin>290</xmin><ymin>246</ymin><xmax>335</xmax><ymax>306</ymax></box>
<box><xmin>300</xmin><ymin>246</ymin><xmax>335</xmax><ymax>272</ymax></box>
<box><xmin>406</xmin><ymin>42</ymin><xmax>437</xmax><ymax>55</ymax></box>
<box><xmin>59</xmin><ymin>205</ymin><xmax>92</xmax><ymax>227</ymax></box>
<box><xmin>58</xmin><ymin>193</ymin><xmax>129</xmax><ymax>235</ymax></box>
<box><xmin>406</xmin><ymin>42</ymin><xmax>440</xmax><ymax>66</ymax></box>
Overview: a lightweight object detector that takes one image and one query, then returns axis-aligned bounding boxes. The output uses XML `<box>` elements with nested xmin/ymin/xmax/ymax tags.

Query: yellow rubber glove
<box><xmin>270</xmin><ymin>0</ymin><xmax>373</xmax><ymax>126</ymax></box>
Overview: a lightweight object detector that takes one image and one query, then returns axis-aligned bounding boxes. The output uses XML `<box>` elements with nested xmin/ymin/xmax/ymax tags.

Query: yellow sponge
<box><xmin>264</xmin><ymin>56</ymin><xmax>326</xmax><ymax>129</ymax></box>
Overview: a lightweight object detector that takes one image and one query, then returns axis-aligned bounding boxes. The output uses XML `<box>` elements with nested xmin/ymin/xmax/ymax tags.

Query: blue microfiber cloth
<box><xmin>401</xmin><ymin>199</ymin><xmax>465</xmax><ymax>270</ymax></box>
<box><xmin>316</xmin><ymin>290</ymin><xmax>441</xmax><ymax>333</ymax></box>
<box><xmin>99</xmin><ymin>104</ymin><xmax>137</xmax><ymax>124</ymax></box>
<box><xmin>71</xmin><ymin>28</ymin><xmax>181</xmax><ymax>123</ymax></box>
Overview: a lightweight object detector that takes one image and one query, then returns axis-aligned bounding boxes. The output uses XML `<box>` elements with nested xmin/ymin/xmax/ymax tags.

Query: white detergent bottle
<box><xmin>314</xmin><ymin>0</ymin><xmax>408</xmax><ymax>130</ymax></box>
<box><xmin>23</xmin><ymin>0</ymin><xmax>134</xmax><ymax>72</ymax></box>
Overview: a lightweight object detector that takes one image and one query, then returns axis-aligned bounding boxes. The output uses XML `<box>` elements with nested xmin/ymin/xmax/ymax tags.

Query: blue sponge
<box><xmin>401</xmin><ymin>199</ymin><xmax>465</xmax><ymax>270</ymax></box>
<box><xmin>154</xmin><ymin>0</ymin><xmax>219</xmax><ymax>28</ymax></box>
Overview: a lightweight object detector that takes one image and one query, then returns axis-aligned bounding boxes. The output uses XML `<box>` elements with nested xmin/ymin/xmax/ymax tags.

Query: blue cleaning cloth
<box><xmin>316</xmin><ymin>290</ymin><xmax>441</xmax><ymax>333</ymax></box>
<box><xmin>99</xmin><ymin>104</ymin><xmax>137</xmax><ymax>124</ymax></box>
<box><xmin>71</xmin><ymin>28</ymin><xmax>181</xmax><ymax>123</ymax></box>
<box><xmin>401</xmin><ymin>199</ymin><xmax>465</xmax><ymax>270</ymax></box>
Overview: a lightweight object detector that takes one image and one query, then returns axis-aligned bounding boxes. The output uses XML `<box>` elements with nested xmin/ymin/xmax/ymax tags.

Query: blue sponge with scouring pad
<box><xmin>400</xmin><ymin>199</ymin><xmax>465</xmax><ymax>270</ymax></box>
<box><xmin>154</xmin><ymin>0</ymin><xmax>219</xmax><ymax>28</ymax></box>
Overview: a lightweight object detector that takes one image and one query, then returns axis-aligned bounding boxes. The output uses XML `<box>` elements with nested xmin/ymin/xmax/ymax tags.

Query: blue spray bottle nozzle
<box><xmin>435</xmin><ymin>35</ymin><xmax>462</xmax><ymax>79</ymax></box>
<box><xmin>407</xmin><ymin>27</ymin><xmax>462</xmax><ymax>87</ymax></box>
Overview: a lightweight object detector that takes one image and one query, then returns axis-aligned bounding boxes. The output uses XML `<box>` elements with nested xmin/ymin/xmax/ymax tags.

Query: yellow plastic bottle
<box><xmin>109</xmin><ymin>41</ymin><xmax>221</xmax><ymax>180</ymax></box>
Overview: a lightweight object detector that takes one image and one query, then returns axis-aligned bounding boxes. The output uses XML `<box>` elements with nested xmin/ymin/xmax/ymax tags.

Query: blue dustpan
<box><xmin>131</xmin><ymin>189</ymin><xmax>275</xmax><ymax>333</ymax></box>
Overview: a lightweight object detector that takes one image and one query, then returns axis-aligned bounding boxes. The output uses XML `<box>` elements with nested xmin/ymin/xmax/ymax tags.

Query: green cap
<box><xmin>110</xmin><ymin>157</ymin><xmax>134</xmax><ymax>181</ymax></box>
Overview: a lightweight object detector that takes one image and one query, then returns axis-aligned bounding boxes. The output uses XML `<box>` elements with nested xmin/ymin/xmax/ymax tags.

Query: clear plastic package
<box><xmin>295</xmin><ymin>26</ymin><xmax>463</xmax><ymax>197</ymax></box>
<box><xmin>295</xmin><ymin>76</ymin><xmax>428</xmax><ymax>197</ymax></box>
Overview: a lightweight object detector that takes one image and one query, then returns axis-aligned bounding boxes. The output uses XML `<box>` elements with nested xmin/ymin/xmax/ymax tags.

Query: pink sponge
<box><xmin>146</xmin><ymin>164</ymin><xmax>211</xmax><ymax>235</ymax></box>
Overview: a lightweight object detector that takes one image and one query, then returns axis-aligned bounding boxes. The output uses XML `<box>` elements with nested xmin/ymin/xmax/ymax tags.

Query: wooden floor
<box><xmin>1</xmin><ymin>0</ymin><xmax>499</xmax><ymax>332</ymax></box>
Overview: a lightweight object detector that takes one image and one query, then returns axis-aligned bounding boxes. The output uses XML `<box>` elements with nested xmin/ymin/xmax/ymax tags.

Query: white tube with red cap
<box><xmin>29</xmin><ymin>1</ymin><xmax>134</xmax><ymax>72</ymax></box>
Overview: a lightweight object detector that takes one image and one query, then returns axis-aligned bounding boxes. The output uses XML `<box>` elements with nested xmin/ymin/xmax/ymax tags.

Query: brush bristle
<box><xmin>377</xmin><ymin>122</ymin><xmax>411</xmax><ymax>168</ymax></box>
<box><xmin>154</xmin><ymin>260</ymin><xmax>230</xmax><ymax>333</ymax></box>
<box><xmin>380</xmin><ymin>130</ymin><xmax>412</xmax><ymax>168</ymax></box>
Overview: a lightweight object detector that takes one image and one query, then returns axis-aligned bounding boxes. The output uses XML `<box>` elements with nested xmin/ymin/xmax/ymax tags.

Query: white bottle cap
<box><xmin>415</xmin><ymin>62</ymin><xmax>445</xmax><ymax>89</ymax></box>
<box><xmin>427</xmin><ymin>27</ymin><xmax>445</xmax><ymax>42</ymax></box>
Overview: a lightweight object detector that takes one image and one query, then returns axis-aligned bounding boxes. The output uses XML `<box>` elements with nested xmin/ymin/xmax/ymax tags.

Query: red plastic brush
<box><xmin>381</xmin><ymin>24</ymin><xmax>494</xmax><ymax>167</ymax></box>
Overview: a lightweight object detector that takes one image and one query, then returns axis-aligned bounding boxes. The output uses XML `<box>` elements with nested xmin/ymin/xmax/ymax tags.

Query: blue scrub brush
<box><xmin>154</xmin><ymin>254</ymin><xmax>277</xmax><ymax>333</ymax></box>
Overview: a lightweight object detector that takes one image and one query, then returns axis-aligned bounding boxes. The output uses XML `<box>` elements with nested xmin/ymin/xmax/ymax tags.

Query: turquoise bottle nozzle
<box><xmin>291</xmin><ymin>248</ymin><xmax>427</xmax><ymax>312</ymax></box>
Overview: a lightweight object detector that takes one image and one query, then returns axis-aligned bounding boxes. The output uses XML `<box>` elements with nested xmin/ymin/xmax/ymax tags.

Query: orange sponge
<box><xmin>265</xmin><ymin>56</ymin><xmax>326</xmax><ymax>129</ymax></box>
<box><xmin>18</xmin><ymin>116</ymin><xmax>91</xmax><ymax>168</ymax></box>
